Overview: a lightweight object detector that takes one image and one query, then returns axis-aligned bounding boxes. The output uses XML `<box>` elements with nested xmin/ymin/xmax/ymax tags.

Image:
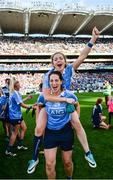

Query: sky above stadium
<box><xmin>23</xmin><ymin>0</ymin><xmax>113</xmax><ymax>10</ymax></box>
<box><xmin>57</xmin><ymin>0</ymin><xmax>112</xmax><ymax>9</ymax></box>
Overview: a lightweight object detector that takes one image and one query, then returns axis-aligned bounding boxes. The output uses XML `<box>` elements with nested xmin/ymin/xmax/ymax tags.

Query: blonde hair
<box><xmin>9</xmin><ymin>76</ymin><xmax>16</xmax><ymax>94</ymax></box>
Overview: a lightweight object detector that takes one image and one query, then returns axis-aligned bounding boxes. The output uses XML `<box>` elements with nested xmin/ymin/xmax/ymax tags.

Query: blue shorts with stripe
<box><xmin>9</xmin><ymin>117</ymin><xmax>23</xmax><ymax>126</ymax></box>
<box><xmin>44</xmin><ymin>122</ymin><xmax>74</xmax><ymax>151</ymax></box>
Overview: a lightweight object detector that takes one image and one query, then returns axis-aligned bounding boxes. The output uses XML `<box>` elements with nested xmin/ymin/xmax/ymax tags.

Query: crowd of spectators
<box><xmin>0</xmin><ymin>62</ymin><xmax>113</xmax><ymax>71</ymax></box>
<box><xmin>0</xmin><ymin>63</ymin><xmax>51</xmax><ymax>71</ymax></box>
<box><xmin>0</xmin><ymin>36</ymin><xmax>113</xmax><ymax>94</ymax></box>
<box><xmin>0</xmin><ymin>72</ymin><xmax>113</xmax><ymax>95</ymax></box>
<box><xmin>0</xmin><ymin>37</ymin><xmax>113</xmax><ymax>55</ymax></box>
<box><xmin>71</xmin><ymin>72</ymin><xmax>113</xmax><ymax>92</ymax></box>
<box><xmin>0</xmin><ymin>73</ymin><xmax>43</xmax><ymax>94</ymax></box>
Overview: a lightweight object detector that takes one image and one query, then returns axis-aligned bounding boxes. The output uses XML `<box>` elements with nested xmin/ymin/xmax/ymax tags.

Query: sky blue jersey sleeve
<box><xmin>14</xmin><ymin>92</ymin><xmax>23</xmax><ymax>105</ymax></box>
<box><xmin>60</xmin><ymin>90</ymin><xmax>78</xmax><ymax>102</ymax></box>
<box><xmin>37</xmin><ymin>93</ymin><xmax>45</xmax><ymax>105</ymax></box>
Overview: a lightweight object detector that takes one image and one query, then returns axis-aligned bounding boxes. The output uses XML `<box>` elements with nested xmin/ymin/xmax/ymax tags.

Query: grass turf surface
<box><xmin>0</xmin><ymin>92</ymin><xmax>113</xmax><ymax>179</ymax></box>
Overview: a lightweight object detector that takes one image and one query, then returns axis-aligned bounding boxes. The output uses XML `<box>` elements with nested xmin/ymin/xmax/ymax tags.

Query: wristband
<box><xmin>87</xmin><ymin>41</ymin><xmax>93</xmax><ymax>48</ymax></box>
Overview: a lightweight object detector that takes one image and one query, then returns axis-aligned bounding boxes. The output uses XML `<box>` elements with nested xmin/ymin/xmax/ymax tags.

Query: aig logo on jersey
<box><xmin>49</xmin><ymin>108</ymin><xmax>66</xmax><ymax>116</ymax></box>
<box><xmin>46</xmin><ymin>102</ymin><xmax>66</xmax><ymax>116</ymax></box>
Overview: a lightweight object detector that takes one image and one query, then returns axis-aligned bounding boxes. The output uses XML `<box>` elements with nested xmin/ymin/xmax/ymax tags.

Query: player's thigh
<box><xmin>35</xmin><ymin>107</ymin><xmax>47</xmax><ymax>135</ymax></box>
<box><xmin>37</xmin><ymin>107</ymin><xmax>47</xmax><ymax>126</ymax></box>
<box><xmin>20</xmin><ymin>120</ymin><xmax>27</xmax><ymax>131</ymax></box>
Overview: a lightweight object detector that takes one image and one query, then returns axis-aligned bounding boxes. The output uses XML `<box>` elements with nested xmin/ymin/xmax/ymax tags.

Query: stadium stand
<box><xmin>0</xmin><ymin>0</ymin><xmax>113</xmax><ymax>95</ymax></box>
<box><xmin>0</xmin><ymin>0</ymin><xmax>113</xmax><ymax>36</ymax></box>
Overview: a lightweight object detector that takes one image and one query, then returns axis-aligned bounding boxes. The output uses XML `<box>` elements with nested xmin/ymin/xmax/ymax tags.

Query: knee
<box><xmin>22</xmin><ymin>124</ymin><xmax>27</xmax><ymax>132</ymax></box>
<box><xmin>24</xmin><ymin>125</ymin><xmax>27</xmax><ymax>132</ymax></box>
<box><xmin>46</xmin><ymin>160</ymin><xmax>56</xmax><ymax>171</ymax></box>
<box><xmin>64</xmin><ymin>159</ymin><xmax>73</xmax><ymax>169</ymax></box>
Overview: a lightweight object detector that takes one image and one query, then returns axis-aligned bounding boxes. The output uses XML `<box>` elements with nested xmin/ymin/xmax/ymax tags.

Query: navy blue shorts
<box><xmin>92</xmin><ymin>118</ymin><xmax>101</xmax><ymax>128</ymax></box>
<box><xmin>44</xmin><ymin>122</ymin><xmax>74</xmax><ymax>151</ymax></box>
<box><xmin>9</xmin><ymin>117</ymin><xmax>23</xmax><ymax>126</ymax></box>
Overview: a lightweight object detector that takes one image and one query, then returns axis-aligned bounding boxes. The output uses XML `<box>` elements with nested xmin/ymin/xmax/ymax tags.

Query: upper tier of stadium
<box><xmin>0</xmin><ymin>37</ymin><xmax>113</xmax><ymax>55</ymax></box>
<box><xmin>0</xmin><ymin>0</ymin><xmax>113</xmax><ymax>36</ymax></box>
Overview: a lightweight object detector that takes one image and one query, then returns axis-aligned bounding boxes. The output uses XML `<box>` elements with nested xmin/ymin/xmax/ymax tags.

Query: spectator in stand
<box><xmin>107</xmin><ymin>96</ymin><xmax>113</xmax><ymax>126</ymax></box>
<box><xmin>103</xmin><ymin>80</ymin><xmax>112</xmax><ymax>107</ymax></box>
<box><xmin>92</xmin><ymin>98</ymin><xmax>109</xmax><ymax>129</ymax></box>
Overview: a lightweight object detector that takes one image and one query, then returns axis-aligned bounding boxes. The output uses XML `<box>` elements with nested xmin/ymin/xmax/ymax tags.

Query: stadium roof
<box><xmin>0</xmin><ymin>0</ymin><xmax>113</xmax><ymax>37</ymax></box>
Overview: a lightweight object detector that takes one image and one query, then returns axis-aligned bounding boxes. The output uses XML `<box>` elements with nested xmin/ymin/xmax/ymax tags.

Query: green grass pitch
<box><xmin>0</xmin><ymin>92</ymin><xmax>113</xmax><ymax>179</ymax></box>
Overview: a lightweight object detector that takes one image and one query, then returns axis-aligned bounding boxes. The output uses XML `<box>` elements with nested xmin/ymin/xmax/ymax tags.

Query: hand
<box><xmin>32</xmin><ymin>109</ymin><xmax>36</xmax><ymax>117</ymax></box>
<box><xmin>66</xmin><ymin>98</ymin><xmax>76</xmax><ymax>104</ymax></box>
<box><xmin>27</xmin><ymin>95</ymin><xmax>33</xmax><ymax>100</ymax></box>
<box><xmin>91</xmin><ymin>26</ymin><xmax>100</xmax><ymax>43</ymax></box>
<box><xmin>32</xmin><ymin>104</ymin><xmax>37</xmax><ymax>110</ymax></box>
<box><xmin>26</xmin><ymin>106</ymin><xmax>32</xmax><ymax>114</ymax></box>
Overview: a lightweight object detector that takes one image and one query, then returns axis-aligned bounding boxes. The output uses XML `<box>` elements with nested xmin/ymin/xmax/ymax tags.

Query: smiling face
<box><xmin>14</xmin><ymin>81</ymin><xmax>21</xmax><ymax>91</ymax></box>
<box><xmin>49</xmin><ymin>74</ymin><xmax>62</xmax><ymax>95</ymax></box>
<box><xmin>52</xmin><ymin>52</ymin><xmax>67</xmax><ymax>73</ymax></box>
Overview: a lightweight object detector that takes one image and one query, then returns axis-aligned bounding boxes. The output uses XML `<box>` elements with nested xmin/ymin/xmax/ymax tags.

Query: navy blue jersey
<box><xmin>2</xmin><ymin>85</ymin><xmax>9</xmax><ymax>99</ymax></box>
<box><xmin>92</xmin><ymin>104</ymin><xmax>102</xmax><ymax>126</ymax></box>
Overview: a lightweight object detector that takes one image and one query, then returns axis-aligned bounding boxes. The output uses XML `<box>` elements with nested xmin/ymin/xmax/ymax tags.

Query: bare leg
<box><xmin>44</xmin><ymin>148</ymin><xmax>57</xmax><ymax>180</ymax></box>
<box><xmin>71</xmin><ymin>111</ymin><xmax>89</xmax><ymax>153</ymax></box>
<box><xmin>19</xmin><ymin>120</ymin><xmax>27</xmax><ymax>139</ymax></box>
<box><xmin>62</xmin><ymin>150</ymin><xmax>73</xmax><ymax>178</ymax></box>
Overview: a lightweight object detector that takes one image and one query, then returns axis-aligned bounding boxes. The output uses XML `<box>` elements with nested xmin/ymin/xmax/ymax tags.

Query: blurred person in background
<box><xmin>107</xmin><ymin>96</ymin><xmax>113</xmax><ymax>126</ymax></box>
<box><xmin>103</xmin><ymin>80</ymin><xmax>112</xmax><ymax>107</ymax></box>
<box><xmin>5</xmin><ymin>80</ymin><xmax>33</xmax><ymax>157</ymax></box>
<box><xmin>92</xmin><ymin>98</ymin><xmax>109</xmax><ymax>129</ymax></box>
<box><xmin>0</xmin><ymin>87</ymin><xmax>7</xmax><ymax>122</ymax></box>
<box><xmin>2</xmin><ymin>78</ymin><xmax>11</xmax><ymax>142</ymax></box>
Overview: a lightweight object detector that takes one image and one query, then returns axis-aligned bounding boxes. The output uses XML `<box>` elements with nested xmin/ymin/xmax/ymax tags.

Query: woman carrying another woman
<box><xmin>40</xmin><ymin>71</ymin><xmax>96</xmax><ymax>179</ymax></box>
<box><xmin>27</xmin><ymin>27</ymin><xmax>99</xmax><ymax>174</ymax></box>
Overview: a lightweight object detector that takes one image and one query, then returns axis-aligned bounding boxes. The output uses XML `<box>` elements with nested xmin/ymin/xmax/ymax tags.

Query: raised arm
<box><xmin>73</xmin><ymin>26</ymin><xmax>100</xmax><ymax>70</ymax></box>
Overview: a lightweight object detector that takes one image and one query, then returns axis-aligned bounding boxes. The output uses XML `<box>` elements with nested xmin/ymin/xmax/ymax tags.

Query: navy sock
<box><xmin>67</xmin><ymin>176</ymin><xmax>72</xmax><ymax>180</ymax></box>
<box><xmin>7</xmin><ymin>145</ymin><xmax>13</xmax><ymax>152</ymax></box>
<box><xmin>32</xmin><ymin>135</ymin><xmax>43</xmax><ymax>161</ymax></box>
<box><xmin>18</xmin><ymin>139</ymin><xmax>23</xmax><ymax>146</ymax></box>
<box><xmin>85</xmin><ymin>150</ymin><xmax>91</xmax><ymax>156</ymax></box>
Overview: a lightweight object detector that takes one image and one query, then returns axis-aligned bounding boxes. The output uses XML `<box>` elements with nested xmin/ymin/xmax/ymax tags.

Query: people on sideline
<box><xmin>103</xmin><ymin>80</ymin><xmax>112</xmax><ymax>107</ymax></box>
<box><xmin>107</xmin><ymin>96</ymin><xmax>113</xmax><ymax>126</ymax></box>
<box><xmin>92</xmin><ymin>98</ymin><xmax>109</xmax><ymax>129</ymax></box>
<box><xmin>5</xmin><ymin>80</ymin><xmax>33</xmax><ymax>156</ymax></box>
